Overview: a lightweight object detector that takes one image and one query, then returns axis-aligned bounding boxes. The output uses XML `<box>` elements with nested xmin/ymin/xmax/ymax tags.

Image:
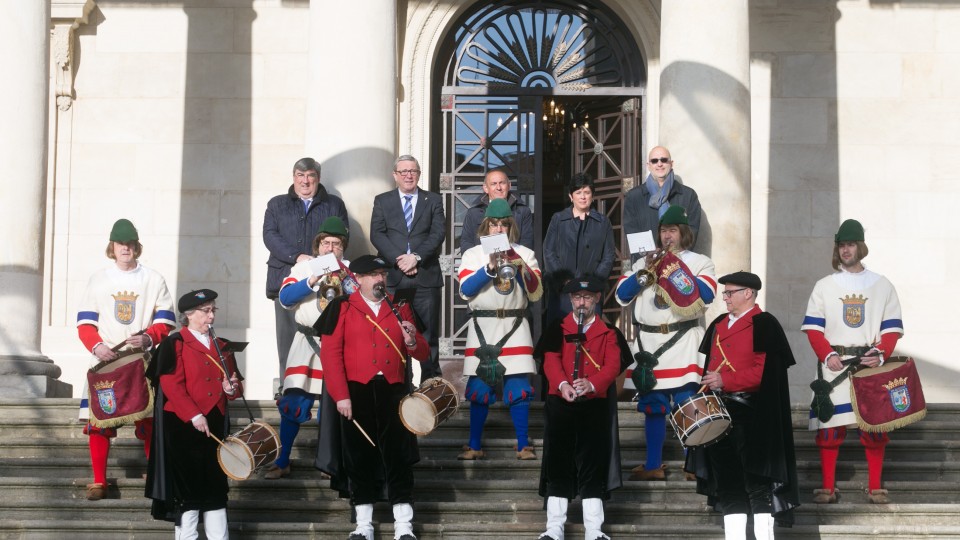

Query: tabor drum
<box><xmin>399</xmin><ymin>377</ymin><xmax>460</xmax><ymax>436</ymax></box>
<box><xmin>87</xmin><ymin>349</ymin><xmax>153</xmax><ymax>428</ymax></box>
<box><xmin>670</xmin><ymin>392</ymin><xmax>732</xmax><ymax>448</ymax></box>
<box><xmin>217</xmin><ymin>420</ymin><xmax>280</xmax><ymax>480</ymax></box>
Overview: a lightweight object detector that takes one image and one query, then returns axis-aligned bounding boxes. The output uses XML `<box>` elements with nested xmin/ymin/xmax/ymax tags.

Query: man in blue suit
<box><xmin>370</xmin><ymin>155</ymin><xmax>446</xmax><ymax>378</ymax></box>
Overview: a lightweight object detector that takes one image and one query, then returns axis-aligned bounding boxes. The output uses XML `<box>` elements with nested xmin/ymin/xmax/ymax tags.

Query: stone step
<box><xmin>3</xmin><ymin>520</ymin><xmax>960</xmax><ymax>540</ymax></box>
<box><xmin>3</xmin><ymin>475</ymin><xmax>959</xmax><ymax>505</ymax></box>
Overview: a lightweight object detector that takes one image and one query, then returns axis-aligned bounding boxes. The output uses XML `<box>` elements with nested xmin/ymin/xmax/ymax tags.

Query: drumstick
<box><xmin>108</xmin><ymin>330</ymin><xmax>146</xmax><ymax>353</ymax></box>
<box><xmin>353</xmin><ymin>419</ymin><xmax>376</xmax><ymax>447</ymax></box>
<box><xmin>209</xmin><ymin>433</ymin><xmax>246</xmax><ymax>462</ymax></box>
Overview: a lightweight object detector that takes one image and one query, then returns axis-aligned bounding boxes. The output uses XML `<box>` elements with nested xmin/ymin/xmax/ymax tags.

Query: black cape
<box><xmin>144</xmin><ymin>332</ymin><xmax>240</xmax><ymax>521</ymax></box>
<box><xmin>685</xmin><ymin>311</ymin><xmax>800</xmax><ymax>526</ymax></box>
<box><xmin>312</xmin><ymin>296</ymin><xmax>420</xmax><ymax>500</ymax></box>
<box><xmin>534</xmin><ymin>317</ymin><xmax>631</xmax><ymax>499</ymax></box>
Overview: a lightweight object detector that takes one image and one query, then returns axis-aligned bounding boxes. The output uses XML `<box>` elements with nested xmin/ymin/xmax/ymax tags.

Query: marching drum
<box><xmin>217</xmin><ymin>420</ymin><xmax>280</xmax><ymax>480</ymax></box>
<box><xmin>399</xmin><ymin>377</ymin><xmax>460</xmax><ymax>436</ymax></box>
<box><xmin>86</xmin><ymin>349</ymin><xmax>153</xmax><ymax>427</ymax></box>
<box><xmin>670</xmin><ymin>392</ymin><xmax>732</xmax><ymax>448</ymax></box>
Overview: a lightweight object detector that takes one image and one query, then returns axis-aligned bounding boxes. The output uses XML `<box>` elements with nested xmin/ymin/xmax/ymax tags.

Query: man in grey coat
<box><xmin>624</xmin><ymin>146</ymin><xmax>702</xmax><ymax>251</ymax></box>
<box><xmin>459</xmin><ymin>169</ymin><xmax>534</xmax><ymax>253</ymax></box>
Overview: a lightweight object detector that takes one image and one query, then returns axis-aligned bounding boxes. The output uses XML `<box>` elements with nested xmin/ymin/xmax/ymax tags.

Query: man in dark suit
<box><xmin>370</xmin><ymin>155</ymin><xmax>446</xmax><ymax>379</ymax></box>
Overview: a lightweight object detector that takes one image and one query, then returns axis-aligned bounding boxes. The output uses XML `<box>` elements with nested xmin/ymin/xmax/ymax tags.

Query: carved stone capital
<box><xmin>50</xmin><ymin>0</ymin><xmax>96</xmax><ymax>111</ymax></box>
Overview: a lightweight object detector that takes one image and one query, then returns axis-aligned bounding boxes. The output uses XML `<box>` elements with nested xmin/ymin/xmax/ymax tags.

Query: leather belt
<box><xmin>722</xmin><ymin>392</ymin><xmax>754</xmax><ymax>407</ymax></box>
<box><xmin>472</xmin><ymin>309</ymin><xmax>525</xmax><ymax>318</ymax></box>
<box><xmin>831</xmin><ymin>345</ymin><xmax>872</xmax><ymax>357</ymax></box>
<box><xmin>639</xmin><ymin>319</ymin><xmax>699</xmax><ymax>334</ymax></box>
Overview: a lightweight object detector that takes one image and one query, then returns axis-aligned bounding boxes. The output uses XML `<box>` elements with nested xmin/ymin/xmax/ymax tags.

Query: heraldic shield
<box><xmin>841</xmin><ymin>293</ymin><xmax>866</xmax><ymax>328</ymax></box>
<box><xmin>849</xmin><ymin>357</ymin><xmax>926</xmax><ymax>432</ymax></box>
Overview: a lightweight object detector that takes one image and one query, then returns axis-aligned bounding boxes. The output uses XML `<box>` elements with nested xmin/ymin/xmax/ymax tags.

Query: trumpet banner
<box><xmin>653</xmin><ymin>251</ymin><xmax>705</xmax><ymax>318</ymax></box>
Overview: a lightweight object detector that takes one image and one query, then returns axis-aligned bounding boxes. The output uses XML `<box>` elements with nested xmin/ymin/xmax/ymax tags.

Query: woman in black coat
<box><xmin>542</xmin><ymin>173</ymin><xmax>616</xmax><ymax>322</ymax></box>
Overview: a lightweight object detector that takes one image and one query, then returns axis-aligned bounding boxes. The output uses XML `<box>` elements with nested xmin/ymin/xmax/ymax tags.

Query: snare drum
<box><xmin>669</xmin><ymin>392</ymin><xmax>732</xmax><ymax>448</ymax></box>
<box><xmin>217</xmin><ymin>420</ymin><xmax>280</xmax><ymax>480</ymax></box>
<box><xmin>399</xmin><ymin>377</ymin><xmax>460</xmax><ymax>436</ymax></box>
<box><xmin>87</xmin><ymin>349</ymin><xmax>153</xmax><ymax>427</ymax></box>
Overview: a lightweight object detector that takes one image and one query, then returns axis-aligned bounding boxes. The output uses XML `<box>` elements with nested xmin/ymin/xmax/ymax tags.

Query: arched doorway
<box><xmin>432</xmin><ymin>0</ymin><xmax>647</xmax><ymax>358</ymax></box>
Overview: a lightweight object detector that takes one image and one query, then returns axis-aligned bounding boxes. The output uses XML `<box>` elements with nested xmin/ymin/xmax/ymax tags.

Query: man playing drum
<box><xmin>265</xmin><ymin>217</ymin><xmax>355</xmax><ymax>479</ymax></box>
<box><xmin>688</xmin><ymin>272</ymin><xmax>799</xmax><ymax>540</ymax></box>
<box><xmin>76</xmin><ymin>218</ymin><xmax>175</xmax><ymax>500</ymax></box>
<box><xmin>318</xmin><ymin>255</ymin><xmax>430</xmax><ymax>540</ymax></box>
<box><xmin>802</xmin><ymin>219</ymin><xmax>904</xmax><ymax>504</ymax></box>
<box><xmin>537</xmin><ymin>276</ymin><xmax>623</xmax><ymax>540</ymax></box>
<box><xmin>615</xmin><ymin>205</ymin><xmax>716</xmax><ymax>480</ymax></box>
<box><xmin>456</xmin><ymin>198</ymin><xmax>543</xmax><ymax>461</ymax></box>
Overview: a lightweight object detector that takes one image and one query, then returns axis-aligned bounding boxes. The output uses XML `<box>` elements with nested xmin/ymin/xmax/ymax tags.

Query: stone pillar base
<box><xmin>0</xmin><ymin>355</ymin><xmax>73</xmax><ymax>398</ymax></box>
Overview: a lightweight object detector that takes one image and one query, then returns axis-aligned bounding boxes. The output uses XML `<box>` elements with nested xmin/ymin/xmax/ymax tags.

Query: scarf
<box><xmin>645</xmin><ymin>170</ymin><xmax>675</xmax><ymax>217</ymax></box>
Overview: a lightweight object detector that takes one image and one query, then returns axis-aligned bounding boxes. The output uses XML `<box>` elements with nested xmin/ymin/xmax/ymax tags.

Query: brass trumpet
<box><xmin>493</xmin><ymin>250</ymin><xmax>517</xmax><ymax>293</ymax></box>
<box><xmin>635</xmin><ymin>248</ymin><xmax>665</xmax><ymax>288</ymax></box>
<box><xmin>317</xmin><ymin>272</ymin><xmax>343</xmax><ymax>310</ymax></box>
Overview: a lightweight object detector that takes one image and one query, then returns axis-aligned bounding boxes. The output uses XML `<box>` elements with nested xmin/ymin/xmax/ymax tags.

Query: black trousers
<box><xmin>344</xmin><ymin>377</ymin><xmax>415</xmax><ymax>505</ymax></box>
<box><xmin>542</xmin><ymin>395</ymin><xmax>610</xmax><ymax>499</ymax></box>
<box><xmin>163</xmin><ymin>408</ymin><xmax>229</xmax><ymax>513</ymax></box>
<box><xmin>389</xmin><ymin>279</ymin><xmax>441</xmax><ymax>378</ymax></box>
<box><xmin>706</xmin><ymin>400</ymin><xmax>773</xmax><ymax>515</ymax></box>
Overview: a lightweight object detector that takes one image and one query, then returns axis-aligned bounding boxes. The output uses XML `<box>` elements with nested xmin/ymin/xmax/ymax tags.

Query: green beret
<box><xmin>317</xmin><ymin>216</ymin><xmax>348</xmax><ymax>238</ymax></box>
<box><xmin>484</xmin><ymin>198</ymin><xmax>512</xmax><ymax>219</ymax></box>
<box><xmin>659</xmin><ymin>205</ymin><xmax>689</xmax><ymax>226</ymax></box>
<box><xmin>109</xmin><ymin>219</ymin><xmax>139</xmax><ymax>243</ymax></box>
<box><xmin>835</xmin><ymin>219</ymin><xmax>864</xmax><ymax>243</ymax></box>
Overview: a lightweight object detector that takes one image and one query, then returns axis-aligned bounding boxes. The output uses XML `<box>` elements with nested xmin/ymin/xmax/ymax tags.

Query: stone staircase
<box><xmin>1</xmin><ymin>399</ymin><xmax>960</xmax><ymax>539</ymax></box>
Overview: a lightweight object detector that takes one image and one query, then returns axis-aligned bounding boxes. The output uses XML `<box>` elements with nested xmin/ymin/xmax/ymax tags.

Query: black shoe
<box><xmin>537</xmin><ymin>535</ymin><xmax>558</xmax><ymax>540</ymax></box>
<box><xmin>347</xmin><ymin>534</ymin><xmax>367</xmax><ymax>540</ymax></box>
<box><xmin>397</xmin><ymin>535</ymin><xmax>417</xmax><ymax>540</ymax></box>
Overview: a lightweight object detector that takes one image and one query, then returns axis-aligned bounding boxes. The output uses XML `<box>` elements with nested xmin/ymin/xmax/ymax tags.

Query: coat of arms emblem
<box><xmin>883</xmin><ymin>376</ymin><xmax>911</xmax><ymax>414</ymax></box>
<box><xmin>94</xmin><ymin>379</ymin><xmax>118</xmax><ymax>415</ymax></box>
<box><xmin>112</xmin><ymin>290</ymin><xmax>139</xmax><ymax>325</ymax></box>
<box><xmin>841</xmin><ymin>294</ymin><xmax>866</xmax><ymax>328</ymax></box>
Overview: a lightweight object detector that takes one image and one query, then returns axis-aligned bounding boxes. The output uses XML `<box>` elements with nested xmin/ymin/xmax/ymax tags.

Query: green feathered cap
<box><xmin>109</xmin><ymin>219</ymin><xmax>139</xmax><ymax>242</ymax></box>
<box><xmin>484</xmin><ymin>198</ymin><xmax>512</xmax><ymax>219</ymax></box>
<box><xmin>659</xmin><ymin>205</ymin><xmax>689</xmax><ymax>226</ymax></box>
<box><xmin>835</xmin><ymin>219</ymin><xmax>864</xmax><ymax>243</ymax></box>
<box><xmin>317</xmin><ymin>216</ymin><xmax>348</xmax><ymax>238</ymax></box>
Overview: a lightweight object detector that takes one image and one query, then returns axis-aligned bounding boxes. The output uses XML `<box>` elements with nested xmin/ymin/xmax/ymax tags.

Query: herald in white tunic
<box><xmin>457</xmin><ymin>244</ymin><xmax>541</xmax><ymax>377</ymax></box>
<box><xmin>617</xmin><ymin>250</ymin><xmax>716</xmax><ymax>391</ymax></box>
<box><xmin>802</xmin><ymin>268</ymin><xmax>903</xmax><ymax>429</ymax></box>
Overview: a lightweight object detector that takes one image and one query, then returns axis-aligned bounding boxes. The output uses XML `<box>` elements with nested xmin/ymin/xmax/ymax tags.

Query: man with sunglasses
<box><xmin>624</xmin><ymin>146</ymin><xmax>703</xmax><ymax>252</ymax></box>
<box><xmin>687</xmin><ymin>271</ymin><xmax>799</xmax><ymax>540</ymax></box>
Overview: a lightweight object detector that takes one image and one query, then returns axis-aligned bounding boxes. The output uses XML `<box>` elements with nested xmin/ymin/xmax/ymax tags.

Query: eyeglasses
<box><xmin>198</xmin><ymin>307</ymin><xmax>219</xmax><ymax>314</ymax></box>
<box><xmin>571</xmin><ymin>294</ymin><xmax>596</xmax><ymax>301</ymax></box>
<box><xmin>320</xmin><ymin>240</ymin><xmax>343</xmax><ymax>248</ymax></box>
<box><xmin>649</xmin><ymin>157</ymin><xmax>671</xmax><ymax>164</ymax></box>
<box><xmin>721</xmin><ymin>288</ymin><xmax>747</xmax><ymax>298</ymax></box>
<box><xmin>394</xmin><ymin>169</ymin><xmax>421</xmax><ymax>176</ymax></box>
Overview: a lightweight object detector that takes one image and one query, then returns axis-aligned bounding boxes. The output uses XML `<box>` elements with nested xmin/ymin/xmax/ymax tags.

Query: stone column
<box><xmin>305</xmin><ymin>0</ymin><xmax>397</xmax><ymax>255</ymax></box>
<box><xmin>0</xmin><ymin>0</ymin><xmax>69</xmax><ymax>397</ymax></box>
<box><xmin>659</xmin><ymin>1</ymin><xmax>751</xmax><ymax>282</ymax></box>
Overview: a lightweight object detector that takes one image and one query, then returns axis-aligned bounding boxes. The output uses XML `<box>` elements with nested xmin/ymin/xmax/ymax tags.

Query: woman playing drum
<box><xmin>456</xmin><ymin>198</ymin><xmax>543</xmax><ymax>460</ymax></box>
<box><xmin>146</xmin><ymin>289</ymin><xmax>243</xmax><ymax>540</ymax></box>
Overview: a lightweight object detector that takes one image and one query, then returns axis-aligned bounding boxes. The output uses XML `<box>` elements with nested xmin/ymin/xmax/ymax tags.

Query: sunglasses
<box><xmin>649</xmin><ymin>157</ymin><xmax>671</xmax><ymax>164</ymax></box>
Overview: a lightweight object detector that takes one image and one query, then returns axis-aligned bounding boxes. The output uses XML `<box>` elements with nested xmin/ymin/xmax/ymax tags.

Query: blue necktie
<box><xmin>403</xmin><ymin>195</ymin><xmax>413</xmax><ymax>253</ymax></box>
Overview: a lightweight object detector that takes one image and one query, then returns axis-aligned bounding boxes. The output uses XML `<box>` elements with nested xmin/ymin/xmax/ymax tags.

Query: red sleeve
<box><xmin>400</xmin><ymin>304</ymin><xmax>431</xmax><ymax>361</ymax></box>
<box><xmin>320</xmin><ymin>309</ymin><xmax>349</xmax><ymax>403</ymax></box>
<box><xmin>221</xmin><ymin>347</ymin><xmax>244</xmax><ymax>401</ymax></box>
<box><xmin>543</xmin><ymin>347</ymin><xmax>567</xmax><ymax>393</ymax></box>
<box><xmin>159</xmin><ymin>341</ymin><xmax>203</xmax><ymax>422</ymax></box>
<box><xmin>78</xmin><ymin>324</ymin><xmax>104</xmax><ymax>352</ymax></box>
<box><xmin>587</xmin><ymin>330</ymin><xmax>621</xmax><ymax>396</ymax></box>
<box><xmin>879</xmin><ymin>333</ymin><xmax>899</xmax><ymax>358</ymax></box>
<box><xmin>804</xmin><ymin>329</ymin><xmax>835</xmax><ymax>362</ymax></box>
<box><xmin>144</xmin><ymin>322</ymin><xmax>173</xmax><ymax>349</ymax></box>
<box><xmin>722</xmin><ymin>351</ymin><xmax>765</xmax><ymax>393</ymax></box>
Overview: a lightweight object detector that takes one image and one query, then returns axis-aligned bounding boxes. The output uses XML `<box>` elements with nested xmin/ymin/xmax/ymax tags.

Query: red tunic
<box><xmin>160</xmin><ymin>329</ymin><xmax>243</xmax><ymax>422</ymax></box>
<box><xmin>320</xmin><ymin>293</ymin><xmax>430</xmax><ymax>403</ymax></box>
<box><xmin>706</xmin><ymin>305</ymin><xmax>765</xmax><ymax>393</ymax></box>
<box><xmin>543</xmin><ymin>313</ymin><xmax>621</xmax><ymax>399</ymax></box>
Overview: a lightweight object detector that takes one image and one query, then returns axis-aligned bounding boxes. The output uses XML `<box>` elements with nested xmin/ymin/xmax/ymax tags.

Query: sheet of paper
<box><xmin>479</xmin><ymin>233</ymin><xmax>511</xmax><ymax>255</ymax></box>
<box><xmin>309</xmin><ymin>253</ymin><xmax>340</xmax><ymax>276</ymax></box>
<box><xmin>627</xmin><ymin>231</ymin><xmax>657</xmax><ymax>255</ymax></box>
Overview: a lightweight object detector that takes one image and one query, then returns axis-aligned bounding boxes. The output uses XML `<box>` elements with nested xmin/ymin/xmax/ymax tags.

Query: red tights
<box><xmin>816</xmin><ymin>426</ymin><xmax>889</xmax><ymax>492</ymax></box>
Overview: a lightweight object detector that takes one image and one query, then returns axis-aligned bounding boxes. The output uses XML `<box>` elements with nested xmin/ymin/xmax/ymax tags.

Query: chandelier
<box><xmin>542</xmin><ymin>99</ymin><xmax>566</xmax><ymax>152</ymax></box>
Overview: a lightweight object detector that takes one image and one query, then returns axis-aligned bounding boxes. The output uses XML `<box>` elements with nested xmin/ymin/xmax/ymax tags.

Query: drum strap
<box><xmin>296</xmin><ymin>324</ymin><xmax>321</xmax><ymax>357</ymax></box>
<box><xmin>810</xmin><ymin>360</ymin><xmax>860</xmax><ymax>423</ymax></box>
<box><xmin>472</xmin><ymin>314</ymin><xmax>523</xmax><ymax>388</ymax></box>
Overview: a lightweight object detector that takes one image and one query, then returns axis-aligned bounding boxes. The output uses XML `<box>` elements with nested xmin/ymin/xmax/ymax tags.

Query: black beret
<box><xmin>561</xmin><ymin>275</ymin><xmax>605</xmax><ymax>294</ymax></box>
<box><xmin>178</xmin><ymin>289</ymin><xmax>218</xmax><ymax>313</ymax></box>
<box><xmin>718</xmin><ymin>271</ymin><xmax>762</xmax><ymax>291</ymax></box>
<box><xmin>350</xmin><ymin>255</ymin><xmax>391</xmax><ymax>274</ymax></box>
